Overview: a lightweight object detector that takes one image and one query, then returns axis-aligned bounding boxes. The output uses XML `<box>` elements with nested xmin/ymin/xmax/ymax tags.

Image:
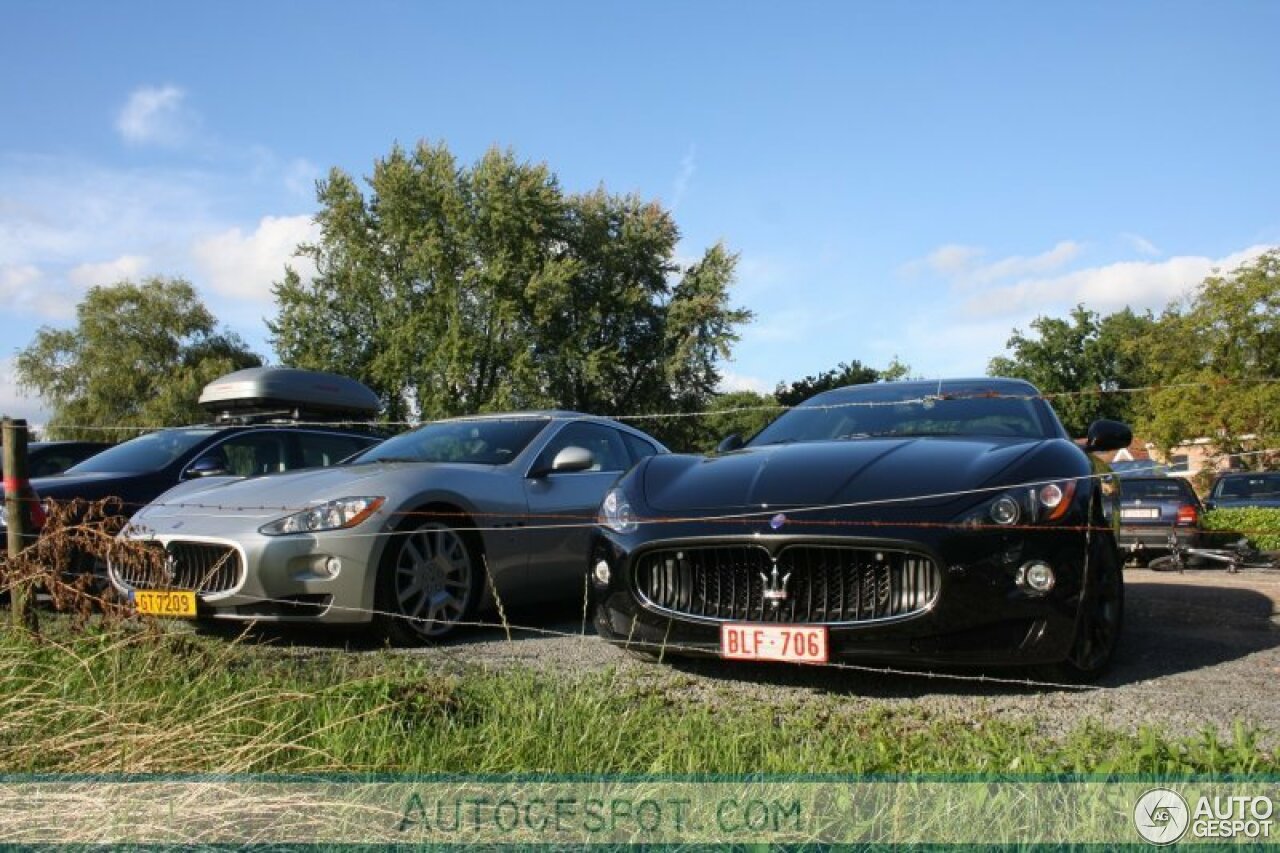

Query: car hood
<box><xmin>138</xmin><ymin>464</ymin><xmax>404</xmax><ymax>517</ymax></box>
<box><xmin>29</xmin><ymin>471</ymin><xmax>149</xmax><ymax>500</ymax></box>
<box><xmin>640</xmin><ymin>437</ymin><xmax>1051</xmax><ymax>514</ymax></box>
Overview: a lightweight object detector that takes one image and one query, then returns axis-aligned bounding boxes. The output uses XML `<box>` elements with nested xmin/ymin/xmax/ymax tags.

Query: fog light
<box><xmin>324</xmin><ymin>557</ymin><xmax>342</xmax><ymax>578</ymax></box>
<box><xmin>1019</xmin><ymin>561</ymin><xmax>1055</xmax><ymax>593</ymax></box>
<box><xmin>592</xmin><ymin>559</ymin><xmax>611</xmax><ymax>587</ymax></box>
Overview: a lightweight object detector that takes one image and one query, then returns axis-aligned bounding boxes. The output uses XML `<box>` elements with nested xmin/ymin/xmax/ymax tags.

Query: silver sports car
<box><xmin>111</xmin><ymin>412</ymin><xmax>667</xmax><ymax>642</ymax></box>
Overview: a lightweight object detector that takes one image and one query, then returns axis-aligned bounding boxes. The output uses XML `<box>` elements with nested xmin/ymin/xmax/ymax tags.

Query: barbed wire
<box><xmin>2</xmin><ymin>449</ymin><xmax>1274</xmax><ymax>541</ymax></box>
<box><xmin>7</xmin><ymin>375</ymin><xmax>1280</xmax><ymax>433</ymax></box>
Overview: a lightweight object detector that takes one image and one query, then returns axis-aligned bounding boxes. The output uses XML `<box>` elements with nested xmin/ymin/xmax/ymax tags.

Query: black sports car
<box><xmin>590</xmin><ymin>378</ymin><xmax>1132</xmax><ymax>680</ymax></box>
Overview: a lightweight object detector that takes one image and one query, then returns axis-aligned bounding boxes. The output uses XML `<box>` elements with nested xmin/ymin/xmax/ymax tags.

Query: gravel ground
<box><xmin>265</xmin><ymin>568</ymin><xmax>1280</xmax><ymax>744</ymax></box>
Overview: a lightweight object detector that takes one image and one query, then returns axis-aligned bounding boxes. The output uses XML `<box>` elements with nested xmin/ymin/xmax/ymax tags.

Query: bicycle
<box><xmin>1147</xmin><ymin>531</ymin><xmax>1279</xmax><ymax>573</ymax></box>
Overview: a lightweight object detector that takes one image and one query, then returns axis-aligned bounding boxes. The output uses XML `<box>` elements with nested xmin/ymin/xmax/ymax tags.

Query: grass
<box><xmin>0</xmin><ymin>617</ymin><xmax>1273</xmax><ymax>776</ymax></box>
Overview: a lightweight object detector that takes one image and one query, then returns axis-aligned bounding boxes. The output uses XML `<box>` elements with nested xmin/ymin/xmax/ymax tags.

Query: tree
<box><xmin>16</xmin><ymin>277</ymin><xmax>261</xmax><ymax>439</ymax></box>
<box><xmin>270</xmin><ymin>142</ymin><xmax>751</xmax><ymax>442</ymax></box>
<box><xmin>774</xmin><ymin>358</ymin><xmax>911</xmax><ymax>407</ymax></box>
<box><xmin>1139</xmin><ymin>250</ymin><xmax>1280</xmax><ymax>465</ymax></box>
<box><xmin>988</xmin><ymin>306</ymin><xmax>1155</xmax><ymax>436</ymax></box>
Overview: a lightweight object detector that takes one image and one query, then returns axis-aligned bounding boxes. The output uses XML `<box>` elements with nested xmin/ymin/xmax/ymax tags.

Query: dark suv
<box><xmin>2</xmin><ymin>368</ymin><xmax>386</xmax><ymax>550</ymax></box>
<box><xmin>1115</xmin><ymin>476</ymin><xmax>1204</xmax><ymax>563</ymax></box>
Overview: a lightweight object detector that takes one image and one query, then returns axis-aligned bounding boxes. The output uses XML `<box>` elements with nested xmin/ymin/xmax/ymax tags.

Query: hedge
<box><xmin>1201</xmin><ymin>507</ymin><xmax>1280</xmax><ymax>551</ymax></box>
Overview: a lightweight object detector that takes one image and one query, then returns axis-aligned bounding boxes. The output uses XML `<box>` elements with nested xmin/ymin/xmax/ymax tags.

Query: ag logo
<box><xmin>1134</xmin><ymin>788</ymin><xmax>1190</xmax><ymax>845</ymax></box>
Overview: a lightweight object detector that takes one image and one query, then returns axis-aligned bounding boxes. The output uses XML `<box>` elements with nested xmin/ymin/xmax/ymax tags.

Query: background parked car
<box><xmin>1205</xmin><ymin>471</ymin><xmax>1280</xmax><ymax>510</ymax></box>
<box><xmin>111</xmin><ymin>412</ymin><xmax>669</xmax><ymax>642</ymax></box>
<box><xmin>12</xmin><ymin>368</ymin><xmax>386</xmax><ymax>563</ymax></box>
<box><xmin>1115</xmin><ymin>476</ymin><xmax>1204</xmax><ymax>563</ymax></box>
<box><xmin>1</xmin><ymin>441</ymin><xmax>112</xmax><ymax>478</ymax></box>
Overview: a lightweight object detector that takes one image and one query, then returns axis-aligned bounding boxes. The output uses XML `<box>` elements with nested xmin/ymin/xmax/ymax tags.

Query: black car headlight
<box><xmin>598</xmin><ymin>487</ymin><xmax>639</xmax><ymax>534</ymax></box>
<box><xmin>259</xmin><ymin>496</ymin><xmax>385</xmax><ymax>536</ymax></box>
<box><xmin>960</xmin><ymin>480</ymin><xmax>1078</xmax><ymax>529</ymax></box>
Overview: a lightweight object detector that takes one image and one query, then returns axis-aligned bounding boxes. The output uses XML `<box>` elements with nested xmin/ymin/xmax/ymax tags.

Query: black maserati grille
<box><xmin>115</xmin><ymin>541</ymin><xmax>244</xmax><ymax>594</ymax></box>
<box><xmin>633</xmin><ymin>544</ymin><xmax>940</xmax><ymax>624</ymax></box>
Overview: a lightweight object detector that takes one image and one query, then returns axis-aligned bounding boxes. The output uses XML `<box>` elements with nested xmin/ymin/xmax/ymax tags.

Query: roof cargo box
<box><xmin>198</xmin><ymin>367</ymin><xmax>380</xmax><ymax>421</ymax></box>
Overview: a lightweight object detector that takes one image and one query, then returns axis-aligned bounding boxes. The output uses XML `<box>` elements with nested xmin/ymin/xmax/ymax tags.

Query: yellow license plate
<box><xmin>134</xmin><ymin>589</ymin><xmax>197</xmax><ymax>618</ymax></box>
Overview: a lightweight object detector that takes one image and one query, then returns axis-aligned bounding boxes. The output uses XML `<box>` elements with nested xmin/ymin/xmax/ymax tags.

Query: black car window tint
<box><xmin>750</xmin><ymin>394</ymin><xmax>1047</xmax><ymax>446</ymax></box>
<box><xmin>214</xmin><ymin>433</ymin><xmax>290</xmax><ymax>476</ymax></box>
<box><xmin>298</xmin><ymin>433</ymin><xmax>370</xmax><ymax>467</ymax></box>
<box><xmin>536</xmin><ymin>423</ymin><xmax>629</xmax><ymax>472</ymax></box>
<box><xmin>31</xmin><ymin>455</ymin><xmax>74</xmax><ymax>477</ymax></box>
<box><xmin>1120</xmin><ymin>480</ymin><xmax>1193</xmax><ymax>500</ymax></box>
<box><xmin>66</xmin><ymin>429</ymin><xmax>218</xmax><ymax>474</ymax></box>
<box><xmin>622</xmin><ymin>431</ymin><xmax>660</xmax><ymax>465</ymax></box>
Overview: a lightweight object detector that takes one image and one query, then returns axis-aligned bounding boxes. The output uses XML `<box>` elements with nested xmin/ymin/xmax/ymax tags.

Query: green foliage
<box><xmin>1201</xmin><ymin>507</ymin><xmax>1280</xmax><ymax>551</ymax></box>
<box><xmin>774</xmin><ymin>358</ymin><xmax>912</xmax><ymax>408</ymax></box>
<box><xmin>682</xmin><ymin>390</ymin><xmax>781</xmax><ymax>452</ymax></box>
<box><xmin>270</xmin><ymin>142</ymin><xmax>751</xmax><ymax>440</ymax></box>
<box><xmin>988</xmin><ymin>305</ymin><xmax>1155</xmax><ymax>437</ymax></box>
<box><xmin>1139</xmin><ymin>250</ymin><xmax>1280</xmax><ymax>463</ymax></box>
<box><xmin>15</xmin><ymin>278</ymin><xmax>261</xmax><ymax>439</ymax></box>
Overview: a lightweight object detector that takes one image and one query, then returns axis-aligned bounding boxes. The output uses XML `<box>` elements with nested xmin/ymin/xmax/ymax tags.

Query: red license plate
<box><xmin>720</xmin><ymin>624</ymin><xmax>829</xmax><ymax>664</ymax></box>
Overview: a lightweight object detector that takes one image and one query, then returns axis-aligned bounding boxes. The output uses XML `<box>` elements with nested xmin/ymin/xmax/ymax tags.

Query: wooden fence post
<box><xmin>3</xmin><ymin>418</ymin><xmax>38</xmax><ymax>632</ymax></box>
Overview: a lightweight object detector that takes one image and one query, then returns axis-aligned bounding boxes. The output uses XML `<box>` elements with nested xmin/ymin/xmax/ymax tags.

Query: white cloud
<box><xmin>191</xmin><ymin>215</ymin><xmax>318</xmax><ymax>303</ymax></box>
<box><xmin>0</xmin><ymin>357</ymin><xmax>49</xmax><ymax>424</ymax></box>
<box><xmin>670</xmin><ymin>145</ymin><xmax>696</xmax><ymax>211</ymax></box>
<box><xmin>967</xmin><ymin>240</ymin><xmax>1082</xmax><ymax>285</ymax></box>
<box><xmin>717</xmin><ymin>370</ymin><xmax>773</xmax><ymax>395</ymax></box>
<box><xmin>963</xmin><ymin>244</ymin><xmax>1273</xmax><ymax>317</ymax></box>
<box><xmin>902</xmin><ymin>240</ymin><xmax>1082</xmax><ymax>285</ymax></box>
<box><xmin>0</xmin><ymin>263</ymin><xmax>74</xmax><ymax>320</ymax></box>
<box><xmin>67</xmin><ymin>254</ymin><xmax>149</xmax><ymax>289</ymax></box>
<box><xmin>116</xmin><ymin>85</ymin><xmax>196</xmax><ymax>146</ymax></box>
<box><xmin>903</xmin><ymin>243</ymin><xmax>985</xmax><ymax>277</ymax></box>
<box><xmin>1122</xmin><ymin>233</ymin><xmax>1162</xmax><ymax>257</ymax></box>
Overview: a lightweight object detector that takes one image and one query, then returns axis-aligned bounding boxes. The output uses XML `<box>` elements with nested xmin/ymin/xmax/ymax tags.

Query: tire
<box><xmin>376</xmin><ymin>520</ymin><xmax>482</xmax><ymax>644</ymax></box>
<box><xmin>1046</xmin><ymin>537</ymin><xmax>1125</xmax><ymax>684</ymax></box>
<box><xmin>1147</xmin><ymin>555</ymin><xmax>1180</xmax><ymax>572</ymax></box>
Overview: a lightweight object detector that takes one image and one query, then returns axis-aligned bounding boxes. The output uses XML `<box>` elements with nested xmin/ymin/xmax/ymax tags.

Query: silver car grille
<box><xmin>116</xmin><ymin>541</ymin><xmax>244</xmax><ymax>594</ymax></box>
<box><xmin>634</xmin><ymin>544</ymin><xmax>940</xmax><ymax>625</ymax></box>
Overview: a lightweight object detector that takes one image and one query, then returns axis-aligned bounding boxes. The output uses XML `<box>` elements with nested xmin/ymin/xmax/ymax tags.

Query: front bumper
<box><xmin>110</xmin><ymin>529</ymin><xmax>383</xmax><ymax>624</ymax></box>
<box><xmin>592</xmin><ymin>521</ymin><xmax>1102</xmax><ymax>667</ymax></box>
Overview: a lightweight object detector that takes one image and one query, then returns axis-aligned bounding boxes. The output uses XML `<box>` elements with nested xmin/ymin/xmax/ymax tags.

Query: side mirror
<box><xmin>1084</xmin><ymin>419</ymin><xmax>1132</xmax><ymax>454</ymax></box>
<box><xmin>716</xmin><ymin>434</ymin><xmax>745</xmax><ymax>453</ymax></box>
<box><xmin>531</xmin><ymin>445</ymin><xmax>594</xmax><ymax>477</ymax></box>
<box><xmin>185</xmin><ymin>455</ymin><xmax>229</xmax><ymax>479</ymax></box>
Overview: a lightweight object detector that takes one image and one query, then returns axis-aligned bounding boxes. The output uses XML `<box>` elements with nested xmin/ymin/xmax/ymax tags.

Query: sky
<box><xmin>2</xmin><ymin>0</ymin><xmax>1278</xmax><ymax>422</ymax></box>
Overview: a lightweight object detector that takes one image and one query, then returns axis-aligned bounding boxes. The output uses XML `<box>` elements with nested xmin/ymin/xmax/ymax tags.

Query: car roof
<box><xmin>433</xmin><ymin>410</ymin><xmax>661</xmax><ymax>441</ymax></box>
<box><xmin>808</xmin><ymin>376</ymin><xmax>1041</xmax><ymax>403</ymax></box>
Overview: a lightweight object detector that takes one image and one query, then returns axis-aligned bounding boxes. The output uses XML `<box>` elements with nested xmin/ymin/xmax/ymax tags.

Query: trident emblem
<box><xmin>760</xmin><ymin>561</ymin><xmax>792</xmax><ymax>607</ymax></box>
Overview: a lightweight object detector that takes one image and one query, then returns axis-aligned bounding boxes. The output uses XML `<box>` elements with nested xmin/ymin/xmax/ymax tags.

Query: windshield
<box><xmin>748</xmin><ymin>387</ymin><xmax>1053</xmax><ymax>446</ymax></box>
<box><xmin>64</xmin><ymin>429</ymin><xmax>218</xmax><ymax>475</ymax></box>
<box><xmin>351</xmin><ymin>417</ymin><xmax>549</xmax><ymax>465</ymax></box>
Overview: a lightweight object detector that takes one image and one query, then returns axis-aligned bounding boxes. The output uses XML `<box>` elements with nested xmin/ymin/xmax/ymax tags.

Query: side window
<box><xmin>535</xmin><ymin>423</ymin><xmax>629</xmax><ymax>473</ymax></box>
<box><xmin>211</xmin><ymin>433</ymin><xmax>291</xmax><ymax>477</ymax></box>
<box><xmin>31</xmin><ymin>455</ymin><xmax>74</xmax><ymax>477</ymax></box>
<box><xmin>296</xmin><ymin>433</ymin><xmax>374</xmax><ymax>468</ymax></box>
<box><xmin>622</xmin><ymin>432</ymin><xmax>660</xmax><ymax>465</ymax></box>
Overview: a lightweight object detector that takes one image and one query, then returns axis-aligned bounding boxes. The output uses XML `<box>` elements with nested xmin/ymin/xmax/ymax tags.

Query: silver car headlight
<box><xmin>259</xmin><ymin>496</ymin><xmax>385</xmax><ymax>536</ymax></box>
<box><xmin>598</xmin><ymin>487</ymin><xmax>638</xmax><ymax>534</ymax></box>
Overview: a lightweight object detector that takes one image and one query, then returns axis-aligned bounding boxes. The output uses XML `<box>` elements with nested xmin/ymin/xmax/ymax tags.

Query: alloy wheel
<box><xmin>391</xmin><ymin>522</ymin><xmax>475</xmax><ymax>638</ymax></box>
